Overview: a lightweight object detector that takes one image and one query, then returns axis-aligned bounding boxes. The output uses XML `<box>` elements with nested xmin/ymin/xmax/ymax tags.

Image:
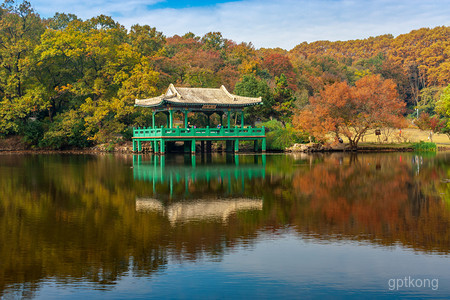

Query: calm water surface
<box><xmin>0</xmin><ymin>152</ymin><xmax>449</xmax><ymax>299</ymax></box>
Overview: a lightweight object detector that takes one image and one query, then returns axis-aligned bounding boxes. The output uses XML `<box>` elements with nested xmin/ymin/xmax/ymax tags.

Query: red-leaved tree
<box><xmin>294</xmin><ymin>75</ymin><xmax>405</xmax><ymax>148</ymax></box>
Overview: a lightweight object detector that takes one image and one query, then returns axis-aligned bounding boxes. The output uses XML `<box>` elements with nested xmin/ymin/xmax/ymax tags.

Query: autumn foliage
<box><xmin>0</xmin><ymin>0</ymin><xmax>449</xmax><ymax>148</ymax></box>
<box><xmin>294</xmin><ymin>75</ymin><xmax>405</xmax><ymax>147</ymax></box>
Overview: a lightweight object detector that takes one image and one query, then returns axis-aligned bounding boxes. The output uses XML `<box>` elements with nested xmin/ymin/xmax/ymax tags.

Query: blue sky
<box><xmin>31</xmin><ymin>0</ymin><xmax>450</xmax><ymax>50</ymax></box>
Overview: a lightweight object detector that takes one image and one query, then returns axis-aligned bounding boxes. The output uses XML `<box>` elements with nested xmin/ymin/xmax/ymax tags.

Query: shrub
<box><xmin>258</xmin><ymin>120</ymin><xmax>309</xmax><ymax>151</ymax></box>
<box><xmin>19</xmin><ymin>118</ymin><xmax>46</xmax><ymax>147</ymax></box>
<box><xmin>412</xmin><ymin>141</ymin><xmax>436</xmax><ymax>152</ymax></box>
<box><xmin>40</xmin><ymin>110</ymin><xmax>91</xmax><ymax>149</ymax></box>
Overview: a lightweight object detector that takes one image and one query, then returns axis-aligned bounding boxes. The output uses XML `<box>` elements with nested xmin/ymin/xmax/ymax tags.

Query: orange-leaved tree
<box><xmin>294</xmin><ymin>75</ymin><xmax>405</xmax><ymax>148</ymax></box>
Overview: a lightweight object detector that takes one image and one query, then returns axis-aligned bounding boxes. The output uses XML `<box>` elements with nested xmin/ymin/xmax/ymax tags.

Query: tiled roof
<box><xmin>135</xmin><ymin>84</ymin><xmax>262</xmax><ymax>108</ymax></box>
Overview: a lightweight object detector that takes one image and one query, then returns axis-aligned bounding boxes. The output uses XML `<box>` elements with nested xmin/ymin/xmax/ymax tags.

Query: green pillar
<box><xmin>152</xmin><ymin>111</ymin><xmax>155</xmax><ymax>128</ymax></box>
<box><xmin>184</xmin><ymin>110</ymin><xmax>188</xmax><ymax>128</ymax></box>
<box><xmin>154</xmin><ymin>140</ymin><xmax>159</xmax><ymax>153</ymax></box>
<box><xmin>132</xmin><ymin>139</ymin><xmax>136</xmax><ymax>152</ymax></box>
<box><xmin>165</xmin><ymin>112</ymin><xmax>170</xmax><ymax>128</ymax></box>
<box><xmin>241</xmin><ymin>111</ymin><xmax>244</xmax><ymax>128</ymax></box>
<box><xmin>227</xmin><ymin>110</ymin><xmax>231</xmax><ymax>128</ymax></box>
<box><xmin>160</xmin><ymin>140</ymin><xmax>165</xmax><ymax>154</ymax></box>
<box><xmin>161</xmin><ymin>155</ymin><xmax>165</xmax><ymax>169</ymax></box>
<box><xmin>137</xmin><ymin>140</ymin><xmax>142</xmax><ymax>152</ymax></box>
<box><xmin>169</xmin><ymin>174</ymin><xmax>173</xmax><ymax>199</ymax></box>
<box><xmin>169</xmin><ymin>110</ymin><xmax>174</xmax><ymax>128</ymax></box>
<box><xmin>191</xmin><ymin>139</ymin><xmax>196</xmax><ymax>154</ymax></box>
<box><xmin>254</xmin><ymin>140</ymin><xmax>259</xmax><ymax>152</ymax></box>
<box><xmin>262</xmin><ymin>138</ymin><xmax>266</xmax><ymax>152</ymax></box>
<box><xmin>234</xmin><ymin>139</ymin><xmax>239</xmax><ymax>153</ymax></box>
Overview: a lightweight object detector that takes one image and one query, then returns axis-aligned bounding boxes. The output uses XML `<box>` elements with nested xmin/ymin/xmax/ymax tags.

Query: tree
<box><xmin>201</xmin><ymin>32</ymin><xmax>225</xmax><ymax>51</ymax></box>
<box><xmin>272</xmin><ymin>74</ymin><xmax>296</xmax><ymax>124</ymax></box>
<box><xmin>435</xmin><ymin>84</ymin><xmax>450</xmax><ymax>138</ymax></box>
<box><xmin>294</xmin><ymin>75</ymin><xmax>405</xmax><ymax>148</ymax></box>
<box><xmin>233</xmin><ymin>74</ymin><xmax>274</xmax><ymax>124</ymax></box>
<box><xmin>0</xmin><ymin>0</ymin><xmax>44</xmax><ymax>135</ymax></box>
<box><xmin>415</xmin><ymin>112</ymin><xmax>445</xmax><ymax>142</ymax></box>
<box><xmin>129</xmin><ymin>24</ymin><xmax>165</xmax><ymax>57</ymax></box>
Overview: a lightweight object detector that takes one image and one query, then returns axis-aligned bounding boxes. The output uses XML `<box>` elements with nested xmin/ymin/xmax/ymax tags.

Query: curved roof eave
<box><xmin>135</xmin><ymin>99</ymin><xmax>261</xmax><ymax>108</ymax></box>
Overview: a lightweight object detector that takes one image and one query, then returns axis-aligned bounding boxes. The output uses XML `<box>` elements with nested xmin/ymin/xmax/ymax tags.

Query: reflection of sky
<box><xmin>30</xmin><ymin>231</ymin><xmax>450</xmax><ymax>299</ymax></box>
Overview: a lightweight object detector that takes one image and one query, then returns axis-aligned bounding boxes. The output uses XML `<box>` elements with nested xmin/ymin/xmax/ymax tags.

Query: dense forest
<box><xmin>0</xmin><ymin>0</ymin><xmax>449</xmax><ymax>149</ymax></box>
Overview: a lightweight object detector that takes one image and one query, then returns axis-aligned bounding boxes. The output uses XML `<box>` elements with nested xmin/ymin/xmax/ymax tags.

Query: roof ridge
<box><xmin>176</xmin><ymin>86</ymin><xmax>221</xmax><ymax>90</ymax></box>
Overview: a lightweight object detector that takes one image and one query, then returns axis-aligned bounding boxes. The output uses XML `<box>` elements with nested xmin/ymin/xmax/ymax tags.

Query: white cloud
<box><xmin>33</xmin><ymin>0</ymin><xmax>162</xmax><ymax>19</ymax></box>
<box><xmin>31</xmin><ymin>0</ymin><xmax>450</xmax><ymax>49</ymax></box>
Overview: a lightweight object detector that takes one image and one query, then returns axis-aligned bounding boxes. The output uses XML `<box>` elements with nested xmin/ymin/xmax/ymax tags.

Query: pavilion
<box><xmin>132</xmin><ymin>84</ymin><xmax>266</xmax><ymax>154</ymax></box>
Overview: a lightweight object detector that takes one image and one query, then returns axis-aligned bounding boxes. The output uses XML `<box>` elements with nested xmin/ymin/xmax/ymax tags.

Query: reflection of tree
<box><xmin>0</xmin><ymin>153</ymin><xmax>449</xmax><ymax>297</ymax></box>
<box><xmin>0</xmin><ymin>154</ymin><xmax>267</xmax><ymax>296</ymax></box>
<box><xmin>290</xmin><ymin>154</ymin><xmax>450</xmax><ymax>253</ymax></box>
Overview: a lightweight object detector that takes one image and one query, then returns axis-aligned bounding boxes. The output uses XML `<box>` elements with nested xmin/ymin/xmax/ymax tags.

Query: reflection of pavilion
<box><xmin>133</xmin><ymin>154</ymin><xmax>266</xmax><ymax>199</ymax></box>
<box><xmin>133</xmin><ymin>154</ymin><xmax>266</xmax><ymax>218</ymax></box>
<box><xmin>133</xmin><ymin>155</ymin><xmax>266</xmax><ymax>182</ymax></box>
<box><xmin>136</xmin><ymin>198</ymin><xmax>263</xmax><ymax>225</ymax></box>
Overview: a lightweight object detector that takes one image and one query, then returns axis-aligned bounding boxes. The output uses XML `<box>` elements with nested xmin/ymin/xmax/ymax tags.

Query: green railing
<box><xmin>133</xmin><ymin>126</ymin><xmax>265</xmax><ymax>139</ymax></box>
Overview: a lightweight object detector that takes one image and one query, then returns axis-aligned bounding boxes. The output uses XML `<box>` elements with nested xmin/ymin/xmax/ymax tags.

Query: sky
<box><xmin>30</xmin><ymin>0</ymin><xmax>450</xmax><ymax>50</ymax></box>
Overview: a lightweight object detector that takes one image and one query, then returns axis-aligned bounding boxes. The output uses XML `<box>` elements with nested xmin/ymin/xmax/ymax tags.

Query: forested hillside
<box><xmin>0</xmin><ymin>0</ymin><xmax>449</xmax><ymax>149</ymax></box>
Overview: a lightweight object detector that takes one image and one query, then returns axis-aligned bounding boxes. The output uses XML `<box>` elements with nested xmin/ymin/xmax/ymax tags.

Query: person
<box><xmin>187</xmin><ymin>122</ymin><xmax>191</xmax><ymax>131</ymax></box>
<box><xmin>217</xmin><ymin>123</ymin><xmax>221</xmax><ymax>129</ymax></box>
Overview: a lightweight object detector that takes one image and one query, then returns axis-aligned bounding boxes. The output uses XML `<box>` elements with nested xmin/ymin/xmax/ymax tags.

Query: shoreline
<box><xmin>1</xmin><ymin>139</ymin><xmax>449</xmax><ymax>154</ymax></box>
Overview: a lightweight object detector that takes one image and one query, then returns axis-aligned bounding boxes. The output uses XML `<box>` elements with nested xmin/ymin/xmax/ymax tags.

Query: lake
<box><xmin>0</xmin><ymin>152</ymin><xmax>449</xmax><ymax>299</ymax></box>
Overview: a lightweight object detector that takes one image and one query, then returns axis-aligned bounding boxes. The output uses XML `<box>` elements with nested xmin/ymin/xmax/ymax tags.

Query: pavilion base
<box><xmin>133</xmin><ymin>137</ymin><xmax>266</xmax><ymax>155</ymax></box>
<box><xmin>133</xmin><ymin>126</ymin><xmax>266</xmax><ymax>154</ymax></box>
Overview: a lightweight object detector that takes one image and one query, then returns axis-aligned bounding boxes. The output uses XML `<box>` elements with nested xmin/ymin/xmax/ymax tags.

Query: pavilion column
<box><xmin>184</xmin><ymin>110</ymin><xmax>188</xmax><ymax>128</ymax></box>
<box><xmin>154</xmin><ymin>140</ymin><xmax>159</xmax><ymax>153</ymax></box>
<box><xmin>160</xmin><ymin>139</ymin><xmax>165</xmax><ymax>154</ymax></box>
<box><xmin>169</xmin><ymin>109</ymin><xmax>173</xmax><ymax>128</ymax></box>
<box><xmin>191</xmin><ymin>139</ymin><xmax>196</xmax><ymax>154</ymax></box>
<box><xmin>227</xmin><ymin>110</ymin><xmax>231</xmax><ymax>128</ymax></box>
<box><xmin>152</xmin><ymin>111</ymin><xmax>155</xmax><ymax>128</ymax></box>
<box><xmin>241</xmin><ymin>110</ymin><xmax>244</xmax><ymax>128</ymax></box>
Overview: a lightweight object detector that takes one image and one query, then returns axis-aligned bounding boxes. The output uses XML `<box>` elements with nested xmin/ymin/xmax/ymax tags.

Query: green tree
<box><xmin>436</xmin><ymin>84</ymin><xmax>450</xmax><ymax>138</ymax></box>
<box><xmin>273</xmin><ymin>74</ymin><xmax>296</xmax><ymax>124</ymax></box>
<box><xmin>234</xmin><ymin>74</ymin><xmax>274</xmax><ymax>124</ymax></box>
<box><xmin>0</xmin><ymin>0</ymin><xmax>44</xmax><ymax>135</ymax></box>
<box><xmin>129</xmin><ymin>24</ymin><xmax>165</xmax><ymax>57</ymax></box>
